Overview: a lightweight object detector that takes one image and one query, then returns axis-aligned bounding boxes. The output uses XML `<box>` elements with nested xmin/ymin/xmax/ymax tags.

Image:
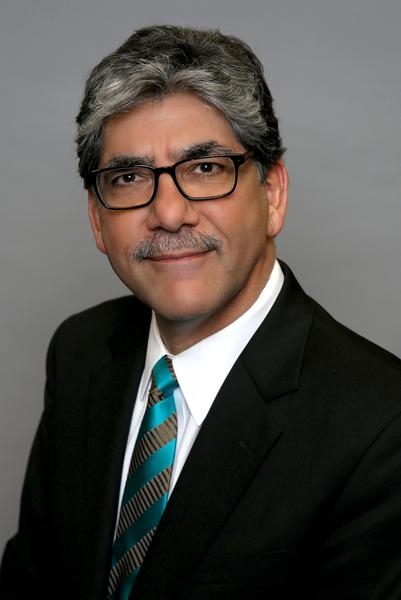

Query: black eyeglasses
<box><xmin>88</xmin><ymin>152</ymin><xmax>252</xmax><ymax>210</ymax></box>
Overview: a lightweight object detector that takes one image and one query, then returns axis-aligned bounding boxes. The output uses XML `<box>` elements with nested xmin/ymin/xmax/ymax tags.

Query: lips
<box><xmin>148</xmin><ymin>249</ymin><xmax>211</xmax><ymax>262</ymax></box>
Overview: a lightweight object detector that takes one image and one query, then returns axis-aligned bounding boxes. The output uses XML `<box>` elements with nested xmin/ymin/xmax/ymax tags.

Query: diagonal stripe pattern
<box><xmin>107</xmin><ymin>355</ymin><xmax>178</xmax><ymax>600</ymax></box>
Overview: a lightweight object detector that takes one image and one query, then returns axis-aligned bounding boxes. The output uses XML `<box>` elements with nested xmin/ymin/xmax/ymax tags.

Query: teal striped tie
<box><xmin>107</xmin><ymin>355</ymin><xmax>178</xmax><ymax>599</ymax></box>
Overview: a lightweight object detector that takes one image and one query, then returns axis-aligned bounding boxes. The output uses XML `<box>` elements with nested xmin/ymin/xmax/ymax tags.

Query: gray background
<box><xmin>1</xmin><ymin>0</ymin><xmax>400</xmax><ymax>551</ymax></box>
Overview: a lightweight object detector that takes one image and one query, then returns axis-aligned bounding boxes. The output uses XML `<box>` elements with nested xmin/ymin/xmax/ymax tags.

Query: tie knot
<box><xmin>151</xmin><ymin>355</ymin><xmax>178</xmax><ymax>399</ymax></box>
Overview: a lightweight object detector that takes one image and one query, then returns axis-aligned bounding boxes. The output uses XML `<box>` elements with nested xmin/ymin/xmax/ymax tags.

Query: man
<box><xmin>1</xmin><ymin>25</ymin><xmax>401</xmax><ymax>600</ymax></box>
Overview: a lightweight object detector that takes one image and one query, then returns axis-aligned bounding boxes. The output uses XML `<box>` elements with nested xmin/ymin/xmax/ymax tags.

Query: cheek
<box><xmin>209</xmin><ymin>200</ymin><xmax>268</xmax><ymax>248</ymax></box>
<box><xmin>98</xmin><ymin>214</ymin><xmax>141</xmax><ymax>257</ymax></box>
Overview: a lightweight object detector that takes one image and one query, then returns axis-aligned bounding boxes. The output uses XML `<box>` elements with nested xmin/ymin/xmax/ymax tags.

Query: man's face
<box><xmin>88</xmin><ymin>93</ymin><xmax>288</xmax><ymax>348</ymax></box>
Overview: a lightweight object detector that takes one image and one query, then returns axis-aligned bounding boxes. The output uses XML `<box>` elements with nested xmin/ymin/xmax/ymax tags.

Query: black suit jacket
<box><xmin>2</xmin><ymin>263</ymin><xmax>401</xmax><ymax>599</ymax></box>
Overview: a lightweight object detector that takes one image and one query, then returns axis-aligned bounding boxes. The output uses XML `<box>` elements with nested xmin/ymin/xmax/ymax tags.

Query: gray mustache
<box><xmin>132</xmin><ymin>228</ymin><xmax>223</xmax><ymax>261</ymax></box>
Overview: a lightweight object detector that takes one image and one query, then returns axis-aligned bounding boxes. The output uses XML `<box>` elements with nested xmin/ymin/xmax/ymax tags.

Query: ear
<box><xmin>264</xmin><ymin>160</ymin><xmax>289</xmax><ymax>238</ymax></box>
<box><xmin>88</xmin><ymin>192</ymin><xmax>107</xmax><ymax>254</ymax></box>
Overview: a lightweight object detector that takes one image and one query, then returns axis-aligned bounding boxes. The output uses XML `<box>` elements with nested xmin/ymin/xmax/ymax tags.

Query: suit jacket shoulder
<box><xmin>45</xmin><ymin>295</ymin><xmax>152</xmax><ymax>395</ymax></box>
<box><xmin>49</xmin><ymin>295</ymin><xmax>151</xmax><ymax>358</ymax></box>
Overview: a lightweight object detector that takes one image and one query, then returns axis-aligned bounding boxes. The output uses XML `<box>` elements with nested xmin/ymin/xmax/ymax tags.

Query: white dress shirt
<box><xmin>116</xmin><ymin>260</ymin><xmax>284</xmax><ymax>514</ymax></box>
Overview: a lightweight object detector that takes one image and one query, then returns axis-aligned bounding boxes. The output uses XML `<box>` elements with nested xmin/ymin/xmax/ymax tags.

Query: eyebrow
<box><xmin>174</xmin><ymin>141</ymin><xmax>238</xmax><ymax>161</ymax></box>
<box><xmin>103</xmin><ymin>154</ymin><xmax>153</xmax><ymax>169</ymax></box>
<box><xmin>102</xmin><ymin>141</ymin><xmax>239</xmax><ymax>169</ymax></box>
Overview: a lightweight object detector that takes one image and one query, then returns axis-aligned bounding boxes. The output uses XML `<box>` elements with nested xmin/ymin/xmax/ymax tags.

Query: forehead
<box><xmin>100</xmin><ymin>93</ymin><xmax>243</xmax><ymax>165</ymax></box>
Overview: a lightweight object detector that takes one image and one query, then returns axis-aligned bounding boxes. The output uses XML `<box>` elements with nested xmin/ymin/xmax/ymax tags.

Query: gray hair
<box><xmin>76</xmin><ymin>25</ymin><xmax>285</xmax><ymax>187</ymax></box>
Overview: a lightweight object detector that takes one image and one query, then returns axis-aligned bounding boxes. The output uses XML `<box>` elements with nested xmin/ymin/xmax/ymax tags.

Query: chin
<box><xmin>135</xmin><ymin>284</ymin><xmax>214</xmax><ymax>318</ymax></box>
<box><xmin>151</xmin><ymin>303</ymin><xmax>210</xmax><ymax>324</ymax></box>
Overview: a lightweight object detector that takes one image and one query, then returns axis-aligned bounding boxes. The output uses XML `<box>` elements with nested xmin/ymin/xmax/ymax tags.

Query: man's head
<box><xmin>77</xmin><ymin>25</ymin><xmax>288</xmax><ymax>352</ymax></box>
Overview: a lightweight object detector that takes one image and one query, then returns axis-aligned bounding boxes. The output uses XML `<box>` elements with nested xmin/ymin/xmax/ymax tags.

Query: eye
<box><xmin>195</xmin><ymin>162</ymin><xmax>219</xmax><ymax>174</ymax></box>
<box><xmin>103</xmin><ymin>167</ymin><xmax>153</xmax><ymax>189</ymax></box>
<box><xmin>113</xmin><ymin>172</ymin><xmax>136</xmax><ymax>185</ymax></box>
<box><xmin>192</xmin><ymin>161</ymin><xmax>223</xmax><ymax>175</ymax></box>
<box><xmin>183</xmin><ymin>157</ymin><xmax>232</xmax><ymax>180</ymax></box>
<box><xmin>111</xmin><ymin>169</ymin><xmax>148</xmax><ymax>186</ymax></box>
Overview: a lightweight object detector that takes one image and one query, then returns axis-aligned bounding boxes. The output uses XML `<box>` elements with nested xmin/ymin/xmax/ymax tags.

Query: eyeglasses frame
<box><xmin>87</xmin><ymin>151</ymin><xmax>253</xmax><ymax>210</ymax></box>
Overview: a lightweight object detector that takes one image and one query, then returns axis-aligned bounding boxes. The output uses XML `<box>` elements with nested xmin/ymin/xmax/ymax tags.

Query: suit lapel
<box><xmin>240</xmin><ymin>261</ymin><xmax>314</xmax><ymax>401</ymax></box>
<box><xmin>132</xmin><ymin>264</ymin><xmax>314</xmax><ymax>599</ymax></box>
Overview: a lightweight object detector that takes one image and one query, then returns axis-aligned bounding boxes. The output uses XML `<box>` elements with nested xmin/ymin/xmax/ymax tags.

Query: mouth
<box><xmin>148</xmin><ymin>249</ymin><xmax>212</xmax><ymax>263</ymax></box>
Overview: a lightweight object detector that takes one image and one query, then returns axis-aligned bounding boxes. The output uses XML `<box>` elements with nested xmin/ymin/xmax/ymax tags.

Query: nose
<box><xmin>146</xmin><ymin>171</ymin><xmax>200</xmax><ymax>232</ymax></box>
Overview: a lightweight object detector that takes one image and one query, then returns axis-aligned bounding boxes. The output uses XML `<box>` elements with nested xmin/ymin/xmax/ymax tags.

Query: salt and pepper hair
<box><xmin>76</xmin><ymin>25</ymin><xmax>285</xmax><ymax>187</ymax></box>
